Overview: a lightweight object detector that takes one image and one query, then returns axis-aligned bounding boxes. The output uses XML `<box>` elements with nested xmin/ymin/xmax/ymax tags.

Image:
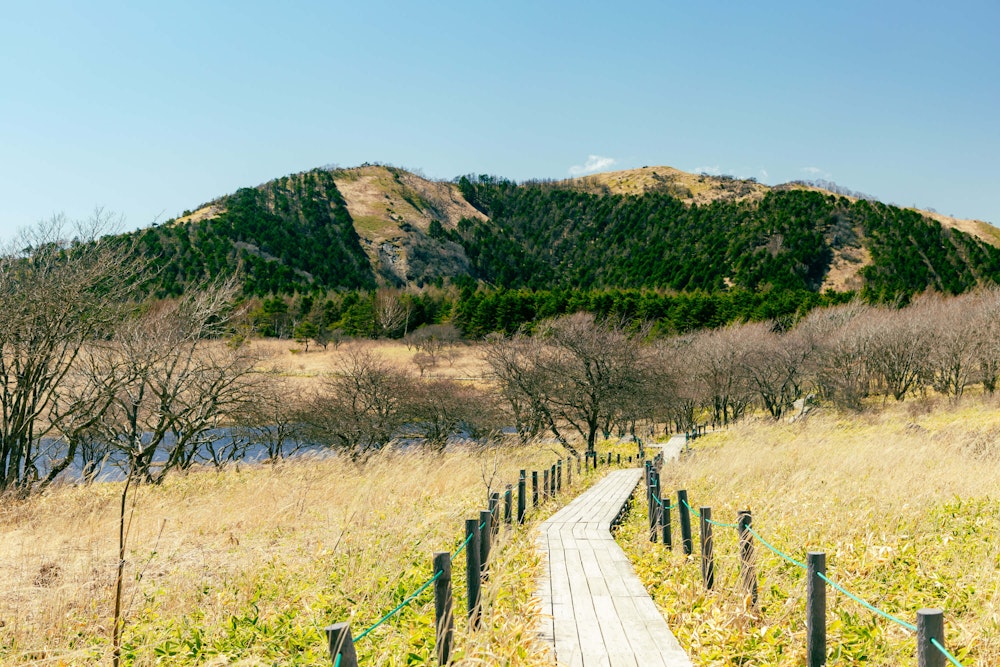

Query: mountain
<box><xmin>134</xmin><ymin>164</ymin><xmax>1000</xmax><ymax>302</ymax></box>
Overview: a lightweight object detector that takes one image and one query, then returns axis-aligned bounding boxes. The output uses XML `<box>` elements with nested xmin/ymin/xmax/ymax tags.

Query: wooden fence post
<box><xmin>678</xmin><ymin>490</ymin><xmax>693</xmax><ymax>555</ymax></box>
<box><xmin>504</xmin><ymin>484</ymin><xmax>512</xmax><ymax>525</ymax></box>
<box><xmin>917</xmin><ymin>608</ymin><xmax>945</xmax><ymax>667</ymax></box>
<box><xmin>542</xmin><ymin>469</ymin><xmax>549</xmax><ymax>501</ymax></box>
<box><xmin>617</xmin><ymin>453</ymin><xmax>621</xmax><ymax>465</ymax></box>
<box><xmin>700</xmin><ymin>507</ymin><xmax>714</xmax><ymax>590</ymax></box>
<box><xmin>567</xmin><ymin>458</ymin><xmax>572</xmax><ymax>486</ymax></box>
<box><xmin>557</xmin><ymin>460</ymin><xmax>562</xmax><ymax>493</ymax></box>
<box><xmin>646</xmin><ymin>470</ymin><xmax>659</xmax><ymax>542</ymax></box>
<box><xmin>489</xmin><ymin>493</ymin><xmax>500</xmax><ymax>534</ymax></box>
<box><xmin>326</xmin><ymin>622</ymin><xmax>358</xmax><ymax>667</ymax></box>
<box><xmin>807</xmin><ymin>551</ymin><xmax>826</xmax><ymax>667</ymax></box>
<box><xmin>517</xmin><ymin>471</ymin><xmax>526</xmax><ymax>524</ymax></box>
<box><xmin>532</xmin><ymin>471</ymin><xmax>539</xmax><ymax>506</ymax></box>
<box><xmin>479</xmin><ymin>509</ymin><xmax>492</xmax><ymax>577</ymax></box>
<box><xmin>661</xmin><ymin>490</ymin><xmax>671</xmax><ymax>548</ymax></box>
<box><xmin>577</xmin><ymin>453</ymin><xmax>581</xmax><ymax>475</ymax></box>
<box><xmin>550</xmin><ymin>464</ymin><xmax>556</xmax><ymax>496</ymax></box>
<box><xmin>737</xmin><ymin>510</ymin><xmax>757</xmax><ymax>608</ymax></box>
<box><xmin>433</xmin><ymin>552</ymin><xmax>453</xmax><ymax>665</ymax></box>
<box><xmin>465</xmin><ymin>519</ymin><xmax>481</xmax><ymax>628</ymax></box>
<box><xmin>645</xmin><ymin>468</ymin><xmax>654</xmax><ymax>540</ymax></box>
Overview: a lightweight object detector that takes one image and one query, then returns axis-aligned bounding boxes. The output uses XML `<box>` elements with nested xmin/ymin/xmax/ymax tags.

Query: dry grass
<box><xmin>0</xmin><ymin>442</ymin><xmax>597</xmax><ymax>666</ymax></box>
<box><xmin>618</xmin><ymin>399</ymin><xmax>1000</xmax><ymax>665</ymax></box>
<box><xmin>564</xmin><ymin>166</ymin><xmax>770</xmax><ymax>206</ymax></box>
<box><xmin>250</xmin><ymin>339</ymin><xmax>489</xmax><ymax>390</ymax></box>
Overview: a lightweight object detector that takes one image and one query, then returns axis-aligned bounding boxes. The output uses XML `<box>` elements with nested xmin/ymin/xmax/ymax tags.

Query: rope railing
<box><xmin>647</xmin><ymin>481</ymin><xmax>967</xmax><ymax>667</ymax></box>
<box><xmin>354</xmin><ymin>570</ymin><xmax>444</xmax><ymax>641</ymax></box>
<box><xmin>932</xmin><ymin>637</ymin><xmax>965</xmax><ymax>667</ymax></box>
<box><xmin>328</xmin><ymin>447</ymin><xmax>641</xmax><ymax>666</ymax></box>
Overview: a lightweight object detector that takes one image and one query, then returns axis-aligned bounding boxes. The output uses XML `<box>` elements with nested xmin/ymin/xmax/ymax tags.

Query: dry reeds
<box><xmin>0</xmin><ymin>444</ymin><xmax>576</xmax><ymax>666</ymax></box>
<box><xmin>618</xmin><ymin>400</ymin><xmax>1000</xmax><ymax>665</ymax></box>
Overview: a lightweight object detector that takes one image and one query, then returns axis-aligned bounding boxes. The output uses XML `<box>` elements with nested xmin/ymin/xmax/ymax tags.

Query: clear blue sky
<box><xmin>2</xmin><ymin>1</ymin><xmax>998</xmax><ymax>240</ymax></box>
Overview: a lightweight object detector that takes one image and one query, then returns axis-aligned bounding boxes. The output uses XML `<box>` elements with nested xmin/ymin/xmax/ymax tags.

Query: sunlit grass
<box><xmin>618</xmin><ymin>399</ymin><xmax>1000</xmax><ymax>666</ymax></box>
<box><xmin>0</xmin><ymin>443</ymin><xmax>608</xmax><ymax>666</ymax></box>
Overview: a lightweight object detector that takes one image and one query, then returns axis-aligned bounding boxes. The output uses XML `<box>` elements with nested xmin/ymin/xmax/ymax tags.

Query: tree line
<box><xmin>242</xmin><ymin>285</ymin><xmax>856</xmax><ymax>348</ymax></box>
<box><xmin>480</xmin><ymin>289</ymin><xmax>1000</xmax><ymax>454</ymax></box>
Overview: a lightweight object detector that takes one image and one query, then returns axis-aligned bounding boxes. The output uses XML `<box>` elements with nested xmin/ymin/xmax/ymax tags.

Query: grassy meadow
<box><xmin>5</xmin><ymin>336</ymin><xmax>999</xmax><ymax>666</ymax></box>
<box><xmin>0</xmin><ymin>440</ymin><xmax>618</xmax><ymax>666</ymax></box>
<box><xmin>617</xmin><ymin>398</ymin><xmax>1000</xmax><ymax>666</ymax></box>
<box><xmin>250</xmin><ymin>339</ymin><xmax>489</xmax><ymax>388</ymax></box>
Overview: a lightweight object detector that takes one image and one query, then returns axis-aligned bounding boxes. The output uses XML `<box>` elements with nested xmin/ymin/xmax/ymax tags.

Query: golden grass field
<box><xmin>0</xmin><ymin>440</ymin><xmax>616</xmax><ymax>666</ymax></box>
<box><xmin>618</xmin><ymin>397</ymin><xmax>1000</xmax><ymax>666</ymax></box>
<box><xmin>5</xmin><ymin>332</ymin><xmax>999</xmax><ymax>666</ymax></box>
<box><xmin>250</xmin><ymin>339</ymin><xmax>489</xmax><ymax>390</ymax></box>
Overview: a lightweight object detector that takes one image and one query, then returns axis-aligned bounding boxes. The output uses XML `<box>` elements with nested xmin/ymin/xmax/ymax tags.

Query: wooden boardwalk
<box><xmin>536</xmin><ymin>443</ymin><xmax>692</xmax><ymax>666</ymax></box>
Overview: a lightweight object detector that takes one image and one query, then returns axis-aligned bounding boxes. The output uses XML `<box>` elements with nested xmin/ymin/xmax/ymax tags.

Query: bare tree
<box><xmin>406</xmin><ymin>378</ymin><xmax>502</xmax><ymax>450</ymax></box>
<box><xmin>688</xmin><ymin>324</ymin><xmax>756</xmax><ymax>426</ymax></box>
<box><xmin>483</xmin><ymin>332</ymin><xmax>554</xmax><ymax>446</ymax></box>
<box><xmin>799</xmin><ymin>302</ymin><xmax>875</xmax><ymax>410</ymax></box>
<box><xmin>972</xmin><ymin>287</ymin><xmax>1000</xmax><ymax>395</ymax></box>
<box><xmin>81</xmin><ymin>281</ymin><xmax>258</xmax><ymax>483</ymax></box>
<box><xmin>485</xmin><ymin>313</ymin><xmax>645</xmax><ymax>455</ymax></box>
<box><xmin>374</xmin><ymin>288</ymin><xmax>409</xmax><ymax>338</ymax></box>
<box><xmin>0</xmin><ymin>214</ymin><xmax>141</xmax><ymax>494</ymax></box>
<box><xmin>865</xmin><ymin>306</ymin><xmax>932</xmax><ymax>402</ymax></box>
<box><xmin>740</xmin><ymin>321</ymin><xmax>811</xmax><ymax>419</ymax></box>
<box><xmin>304</xmin><ymin>347</ymin><xmax>414</xmax><ymax>455</ymax></box>
<box><xmin>230</xmin><ymin>377</ymin><xmax>308</xmax><ymax>463</ymax></box>
<box><xmin>56</xmin><ymin>279</ymin><xmax>258</xmax><ymax>667</ymax></box>
<box><xmin>912</xmin><ymin>293</ymin><xmax>979</xmax><ymax>400</ymax></box>
<box><xmin>406</xmin><ymin>323</ymin><xmax>461</xmax><ymax>373</ymax></box>
<box><xmin>645</xmin><ymin>337</ymin><xmax>699</xmax><ymax>433</ymax></box>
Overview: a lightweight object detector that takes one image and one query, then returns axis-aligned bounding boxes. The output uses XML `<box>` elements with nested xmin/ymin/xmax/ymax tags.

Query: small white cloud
<box><xmin>801</xmin><ymin>166</ymin><xmax>832</xmax><ymax>180</ymax></box>
<box><xmin>692</xmin><ymin>165</ymin><xmax>721</xmax><ymax>176</ymax></box>
<box><xmin>759</xmin><ymin>168</ymin><xmax>769</xmax><ymax>181</ymax></box>
<box><xmin>569</xmin><ymin>155</ymin><xmax>617</xmax><ymax>176</ymax></box>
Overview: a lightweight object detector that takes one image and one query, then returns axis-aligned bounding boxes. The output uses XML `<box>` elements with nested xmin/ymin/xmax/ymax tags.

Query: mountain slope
<box><xmin>136</xmin><ymin>164</ymin><xmax>1000</xmax><ymax>301</ymax></box>
<box><xmin>332</xmin><ymin>165</ymin><xmax>483</xmax><ymax>286</ymax></box>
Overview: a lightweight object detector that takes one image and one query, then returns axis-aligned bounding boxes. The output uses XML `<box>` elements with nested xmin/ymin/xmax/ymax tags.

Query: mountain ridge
<box><xmin>143</xmin><ymin>163</ymin><xmax>1000</xmax><ymax>300</ymax></box>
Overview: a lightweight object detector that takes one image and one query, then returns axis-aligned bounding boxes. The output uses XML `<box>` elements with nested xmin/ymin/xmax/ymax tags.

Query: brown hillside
<box><xmin>563</xmin><ymin>166</ymin><xmax>770</xmax><ymax>205</ymax></box>
<box><xmin>333</xmin><ymin>165</ymin><xmax>483</xmax><ymax>286</ymax></box>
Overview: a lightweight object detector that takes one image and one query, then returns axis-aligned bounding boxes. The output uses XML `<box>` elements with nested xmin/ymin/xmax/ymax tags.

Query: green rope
<box><xmin>931</xmin><ymin>638</ymin><xmax>965</xmax><ymax>667</ymax></box>
<box><xmin>650</xmin><ymin>493</ymin><xmax>674</xmax><ymax>509</ymax></box>
<box><xmin>679</xmin><ymin>499</ymin><xmax>741</xmax><ymax>528</ymax></box>
<box><xmin>682</xmin><ymin>498</ymin><xmax>701</xmax><ymax>518</ymax></box>
<box><xmin>355</xmin><ymin>569</ymin><xmax>443</xmax><ymax>642</ymax></box>
<box><xmin>676</xmin><ymin>497</ymin><xmax>962</xmax><ymax>663</ymax></box>
<box><xmin>816</xmin><ymin>572</ymin><xmax>917</xmax><ymax>632</ymax></box>
<box><xmin>334</xmin><ymin>652</ymin><xmax>342</xmax><ymax>667</ymax></box>
<box><xmin>452</xmin><ymin>531</ymin><xmax>475</xmax><ymax>558</ymax></box>
<box><xmin>745</xmin><ymin>526</ymin><xmax>808</xmax><ymax>570</ymax></box>
<box><xmin>705</xmin><ymin>515</ymin><xmax>740</xmax><ymax>529</ymax></box>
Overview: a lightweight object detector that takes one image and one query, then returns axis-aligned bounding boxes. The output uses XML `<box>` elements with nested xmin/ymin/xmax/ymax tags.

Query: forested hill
<box><xmin>130</xmin><ymin>165</ymin><xmax>1000</xmax><ymax>302</ymax></box>
<box><xmin>452</xmin><ymin>176</ymin><xmax>1000</xmax><ymax>302</ymax></box>
<box><xmin>137</xmin><ymin>169</ymin><xmax>376</xmax><ymax>296</ymax></box>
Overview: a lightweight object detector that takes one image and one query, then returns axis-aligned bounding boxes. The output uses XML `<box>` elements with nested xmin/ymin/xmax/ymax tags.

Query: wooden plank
<box><xmin>535</xmin><ymin>458</ymin><xmax>692</xmax><ymax>667</ymax></box>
